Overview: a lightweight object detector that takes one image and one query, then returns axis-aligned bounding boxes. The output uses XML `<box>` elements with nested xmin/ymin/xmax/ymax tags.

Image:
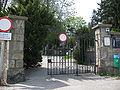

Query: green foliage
<box><xmin>67</xmin><ymin>36</ymin><xmax>76</xmax><ymax>48</ymax></box>
<box><xmin>65</xmin><ymin>16</ymin><xmax>86</xmax><ymax>32</ymax></box>
<box><xmin>47</xmin><ymin>0</ymin><xmax>75</xmax><ymax>20</ymax></box>
<box><xmin>64</xmin><ymin>54</ymin><xmax>73</xmax><ymax>60</ymax></box>
<box><xmin>44</xmin><ymin>21</ymin><xmax>66</xmax><ymax>49</ymax></box>
<box><xmin>73</xmin><ymin>30</ymin><xmax>95</xmax><ymax>64</ymax></box>
<box><xmin>99</xmin><ymin>73</ymin><xmax>120</xmax><ymax>79</ymax></box>
<box><xmin>1</xmin><ymin>0</ymin><xmax>62</xmax><ymax>67</ymax></box>
<box><xmin>91</xmin><ymin>0</ymin><xmax>120</xmax><ymax>31</ymax></box>
<box><xmin>73</xmin><ymin>49</ymin><xmax>80</xmax><ymax>63</ymax></box>
<box><xmin>110</xmin><ymin>28</ymin><xmax>118</xmax><ymax>32</ymax></box>
<box><xmin>73</xmin><ymin>39</ymin><xmax>87</xmax><ymax>65</ymax></box>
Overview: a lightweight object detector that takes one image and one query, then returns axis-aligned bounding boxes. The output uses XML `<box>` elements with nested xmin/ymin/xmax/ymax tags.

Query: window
<box><xmin>112</xmin><ymin>37</ymin><xmax>120</xmax><ymax>48</ymax></box>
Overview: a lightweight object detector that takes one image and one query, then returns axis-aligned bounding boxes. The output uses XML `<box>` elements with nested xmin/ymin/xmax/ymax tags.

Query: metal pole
<box><xmin>0</xmin><ymin>41</ymin><xmax>5</xmax><ymax>77</ymax></box>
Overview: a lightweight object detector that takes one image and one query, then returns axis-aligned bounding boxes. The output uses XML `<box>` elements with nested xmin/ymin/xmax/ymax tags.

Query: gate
<box><xmin>46</xmin><ymin>32</ymin><xmax>96</xmax><ymax>75</ymax></box>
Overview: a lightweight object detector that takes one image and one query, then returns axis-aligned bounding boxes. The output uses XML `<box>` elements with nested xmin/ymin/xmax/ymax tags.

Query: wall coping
<box><xmin>8</xmin><ymin>15</ymin><xmax>28</xmax><ymax>21</ymax></box>
<box><xmin>92</xmin><ymin>24</ymin><xmax>112</xmax><ymax>30</ymax></box>
<box><xmin>110</xmin><ymin>32</ymin><xmax>120</xmax><ymax>36</ymax></box>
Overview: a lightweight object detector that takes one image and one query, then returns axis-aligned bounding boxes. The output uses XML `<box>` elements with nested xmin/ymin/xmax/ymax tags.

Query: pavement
<box><xmin>0</xmin><ymin>56</ymin><xmax>120</xmax><ymax>90</ymax></box>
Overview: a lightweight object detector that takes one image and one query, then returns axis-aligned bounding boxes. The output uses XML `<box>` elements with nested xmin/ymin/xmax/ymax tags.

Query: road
<box><xmin>0</xmin><ymin>56</ymin><xmax>120</xmax><ymax>90</ymax></box>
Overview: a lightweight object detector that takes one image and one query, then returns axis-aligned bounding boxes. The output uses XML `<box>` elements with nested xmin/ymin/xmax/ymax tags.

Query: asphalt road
<box><xmin>0</xmin><ymin>56</ymin><xmax>120</xmax><ymax>90</ymax></box>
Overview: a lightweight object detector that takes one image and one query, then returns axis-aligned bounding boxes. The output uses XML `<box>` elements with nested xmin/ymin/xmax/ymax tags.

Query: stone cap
<box><xmin>8</xmin><ymin>15</ymin><xmax>28</xmax><ymax>21</ymax></box>
<box><xmin>92</xmin><ymin>24</ymin><xmax>112</xmax><ymax>30</ymax></box>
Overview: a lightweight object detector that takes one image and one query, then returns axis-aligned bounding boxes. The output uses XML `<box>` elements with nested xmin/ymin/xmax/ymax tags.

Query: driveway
<box><xmin>0</xmin><ymin>56</ymin><xmax>120</xmax><ymax>90</ymax></box>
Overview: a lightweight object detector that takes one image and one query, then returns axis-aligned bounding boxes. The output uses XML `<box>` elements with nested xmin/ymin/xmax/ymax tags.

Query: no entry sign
<box><xmin>0</xmin><ymin>17</ymin><xmax>12</xmax><ymax>32</ymax></box>
<box><xmin>58</xmin><ymin>33</ymin><xmax>68</xmax><ymax>42</ymax></box>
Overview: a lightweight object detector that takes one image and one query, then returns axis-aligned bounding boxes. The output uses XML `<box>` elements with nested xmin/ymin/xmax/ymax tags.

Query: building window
<box><xmin>112</xmin><ymin>37</ymin><xmax>120</xmax><ymax>48</ymax></box>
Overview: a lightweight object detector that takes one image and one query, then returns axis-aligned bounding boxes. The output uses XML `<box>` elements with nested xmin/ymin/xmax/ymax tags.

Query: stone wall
<box><xmin>92</xmin><ymin>24</ymin><xmax>120</xmax><ymax>75</ymax></box>
<box><xmin>7</xmin><ymin>15</ymin><xmax>28</xmax><ymax>83</ymax></box>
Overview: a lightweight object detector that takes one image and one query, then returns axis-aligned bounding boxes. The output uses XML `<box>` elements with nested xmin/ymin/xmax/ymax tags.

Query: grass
<box><xmin>64</xmin><ymin>54</ymin><xmax>73</xmax><ymax>59</ymax></box>
<box><xmin>42</xmin><ymin>54</ymin><xmax>65</xmax><ymax>56</ymax></box>
<box><xmin>99</xmin><ymin>73</ymin><xmax>120</xmax><ymax>79</ymax></box>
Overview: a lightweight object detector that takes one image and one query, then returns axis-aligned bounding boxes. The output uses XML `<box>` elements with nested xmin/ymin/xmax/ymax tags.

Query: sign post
<box><xmin>0</xmin><ymin>17</ymin><xmax>12</xmax><ymax>85</ymax></box>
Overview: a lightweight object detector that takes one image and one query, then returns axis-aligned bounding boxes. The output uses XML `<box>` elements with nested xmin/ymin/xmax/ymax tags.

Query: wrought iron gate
<box><xmin>46</xmin><ymin>32</ymin><xmax>96</xmax><ymax>75</ymax></box>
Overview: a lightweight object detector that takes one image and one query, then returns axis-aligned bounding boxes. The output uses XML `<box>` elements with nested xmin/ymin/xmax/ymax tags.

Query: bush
<box><xmin>73</xmin><ymin>49</ymin><xmax>79</xmax><ymax>61</ymax></box>
<box><xmin>73</xmin><ymin>49</ymin><xmax>84</xmax><ymax>64</ymax></box>
<box><xmin>73</xmin><ymin>47</ymin><xmax>86</xmax><ymax>64</ymax></box>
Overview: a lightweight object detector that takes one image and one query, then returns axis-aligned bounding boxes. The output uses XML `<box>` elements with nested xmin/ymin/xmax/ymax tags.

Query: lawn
<box><xmin>64</xmin><ymin>54</ymin><xmax>73</xmax><ymax>59</ymax></box>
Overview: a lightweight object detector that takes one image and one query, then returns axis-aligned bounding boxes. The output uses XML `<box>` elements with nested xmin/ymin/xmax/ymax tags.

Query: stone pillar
<box><xmin>7</xmin><ymin>15</ymin><xmax>28</xmax><ymax>83</ymax></box>
<box><xmin>92</xmin><ymin>24</ymin><xmax>113</xmax><ymax>74</ymax></box>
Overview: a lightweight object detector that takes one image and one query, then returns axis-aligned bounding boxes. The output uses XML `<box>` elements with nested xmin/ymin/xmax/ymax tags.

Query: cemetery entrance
<box><xmin>45</xmin><ymin>32</ymin><xmax>96</xmax><ymax>75</ymax></box>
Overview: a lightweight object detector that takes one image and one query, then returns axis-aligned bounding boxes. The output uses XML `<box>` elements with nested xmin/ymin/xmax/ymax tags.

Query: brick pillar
<box><xmin>7</xmin><ymin>15</ymin><xmax>28</xmax><ymax>83</ymax></box>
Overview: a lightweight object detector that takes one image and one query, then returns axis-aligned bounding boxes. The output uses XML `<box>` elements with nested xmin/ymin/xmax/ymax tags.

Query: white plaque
<box><xmin>0</xmin><ymin>32</ymin><xmax>12</xmax><ymax>40</ymax></box>
<box><xmin>104</xmin><ymin>37</ymin><xmax>110</xmax><ymax>46</ymax></box>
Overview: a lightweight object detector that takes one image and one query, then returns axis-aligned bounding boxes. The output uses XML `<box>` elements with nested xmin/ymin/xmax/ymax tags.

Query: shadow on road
<box><xmin>12</xmin><ymin>66</ymin><xmax>107</xmax><ymax>90</ymax></box>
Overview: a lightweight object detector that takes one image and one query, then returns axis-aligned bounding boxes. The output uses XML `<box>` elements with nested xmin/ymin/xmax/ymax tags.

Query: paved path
<box><xmin>0</xmin><ymin>56</ymin><xmax>120</xmax><ymax>90</ymax></box>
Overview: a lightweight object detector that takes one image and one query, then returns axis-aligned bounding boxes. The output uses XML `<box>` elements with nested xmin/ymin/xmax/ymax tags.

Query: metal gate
<box><xmin>46</xmin><ymin>32</ymin><xmax>96</xmax><ymax>75</ymax></box>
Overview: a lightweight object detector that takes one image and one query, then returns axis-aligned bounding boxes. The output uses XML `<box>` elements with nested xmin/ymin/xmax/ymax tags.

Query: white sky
<box><xmin>73</xmin><ymin>0</ymin><xmax>101</xmax><ymax>23</ymax></box>
<box><xmin>7</xmin><ymin>0</ymin><xmax>101</xmax><ymax>23</ymax></box>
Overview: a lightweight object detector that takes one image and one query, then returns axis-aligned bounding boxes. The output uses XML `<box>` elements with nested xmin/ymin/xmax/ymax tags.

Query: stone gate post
<box><xmin>93</xmin><ymin>24</ymin><xmax>120</xmax><ymax>74</ymax></box>
<box><xmin>7</xmin><ymin>15</ymin><xmax>28</xmax><ymax>83</ymax></box>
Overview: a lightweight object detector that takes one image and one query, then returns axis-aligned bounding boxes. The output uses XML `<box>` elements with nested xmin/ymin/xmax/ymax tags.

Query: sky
<box><xmin>7</xmin><ymin>0</ymin><xmax>101</xmax><ymax>23</ymax></box>
<box><xmin>73</xmin><ymin>0</ymin><xmax>101</xmax><ymax>23</ymax></box>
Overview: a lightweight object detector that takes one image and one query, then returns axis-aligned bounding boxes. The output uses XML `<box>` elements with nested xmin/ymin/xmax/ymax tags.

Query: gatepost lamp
<box><xmin>105</xmin><ymin>28</ymin><xmax>110</xmax><ymax>34</ymax></box>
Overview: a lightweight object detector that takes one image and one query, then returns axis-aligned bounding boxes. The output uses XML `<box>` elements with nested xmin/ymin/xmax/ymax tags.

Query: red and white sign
<box><xmin>58</xmin><ymin>33</ymin><xmax>68</xmax><ymax>42</ymax></box>
<box><xmin>0</xmin><ymin>17</ymin><xmax>12</xmax><ymax>32</ymax></box>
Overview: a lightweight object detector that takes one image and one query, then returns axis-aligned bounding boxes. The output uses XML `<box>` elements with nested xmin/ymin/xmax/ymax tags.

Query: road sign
<box><xmin>0</xmin><ymin>17</ymin><xmax>12</xmax><ymax>32</ymax></box>
<box><xmin>0</xmin><ymin>32</ymin><xmax>12</xmax><ymax>40</ymax></box>
<box><xmin>58</xmin><ymin>33</ymin><xmax>68</xmax><ymax>42</ymax></box>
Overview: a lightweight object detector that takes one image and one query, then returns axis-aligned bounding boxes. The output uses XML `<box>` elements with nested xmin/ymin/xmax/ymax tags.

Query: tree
<box><xmin>91</xmin><ymin>0</ymin><xmax>120</xmax><ymax>31</ymax></box>
<box><xmin>90</xmin><ymin>9</ymin><xmax>99</xmax><ymax>27</ymax></box>
<box><xmin>4</xmin><ymin>0</ymin><xmax>59</xmax><ymax>67</ymax></box>
<box><xmin>0</xmin><ymin>0</ymin><xmax>75</xmax><ymax>66</ymax></box>
<box><xmin>64</xmin><ymin>17</ymin><xmax>94</xmax><ymax>64</ymax></box>
<box><xmin>46</xmin><ymin>0</ymin><xmax>75</xmax><ymax>20</ymax></box>
<box><xmin>41</xmin><ymin>0</ymin><xmax>76</xmax><ymax>52</ymax></box>
<box><xmin>65</xmin><ymin>16</ymin><xmax>86</xmax><ymax>32</ymax></box>
<box><xmin>0</xmin><ymin>0</ymin><xmax>75</xmax><ymax>85</ymax></box>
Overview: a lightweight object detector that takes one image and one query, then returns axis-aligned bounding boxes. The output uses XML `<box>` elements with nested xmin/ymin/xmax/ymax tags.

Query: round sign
<box><xmin>0</xmin><ymin>17</ymin><xmax>12</xmax><ymax>32</ymax></box>
<box><xmin>58</xmin><ymin>33</ymin><xmax>68</xmax><ymax>42</ymax></box>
